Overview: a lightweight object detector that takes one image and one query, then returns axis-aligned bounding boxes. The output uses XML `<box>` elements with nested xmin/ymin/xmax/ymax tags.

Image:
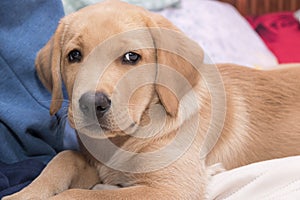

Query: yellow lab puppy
<box><xmin>4</xmin><ymin>1</ymin><xmax>300</xmax><ymax>199</ymax></box>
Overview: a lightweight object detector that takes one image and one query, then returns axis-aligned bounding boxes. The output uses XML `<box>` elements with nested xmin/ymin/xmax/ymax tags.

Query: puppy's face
<box><xmin>36</xmin><ymin>1</ymin><xmax>202</xmax><ymax>138</ymax></box>
<box><xmin>60</xmin><ymin>2</ymin><xmax>159</xmax><ymax>136</ymax></box>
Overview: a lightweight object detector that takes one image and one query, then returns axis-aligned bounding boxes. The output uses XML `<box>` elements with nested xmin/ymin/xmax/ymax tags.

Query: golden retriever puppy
<box><xmin>4</xmin><ymin>0</ymin><xmax>300</xmax><ymax>199</ymax></box>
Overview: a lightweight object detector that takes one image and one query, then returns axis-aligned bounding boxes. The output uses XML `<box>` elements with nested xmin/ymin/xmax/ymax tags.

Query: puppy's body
<box><xmin>4</xmin><ymin>1</ymin><xmax>300</xmax><ymax>199</ymax></box>
<box><xmin>209</xmin><ymin>64</ymin><xmax>300</xmax><ymax>169</ymax></box>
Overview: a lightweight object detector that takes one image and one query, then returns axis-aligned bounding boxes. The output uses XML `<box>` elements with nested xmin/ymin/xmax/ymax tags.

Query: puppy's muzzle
<box><xmin>79</xmin><ymin>91</ymin><xmax>111</xmax><ymax>119</ymax></box>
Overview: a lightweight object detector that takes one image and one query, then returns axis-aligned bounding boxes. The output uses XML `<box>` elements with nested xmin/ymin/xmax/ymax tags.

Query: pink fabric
<box><xmin>247</xmin><ymin>12</ymin><xmax>300</xmax><ymax>64</ymax></box>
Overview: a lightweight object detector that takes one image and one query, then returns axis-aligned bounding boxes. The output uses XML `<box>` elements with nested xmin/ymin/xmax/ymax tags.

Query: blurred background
<box><xmin>62</xmin><ymin>0</ymin><xmax>300</xmax><ymax>68</ymax></box>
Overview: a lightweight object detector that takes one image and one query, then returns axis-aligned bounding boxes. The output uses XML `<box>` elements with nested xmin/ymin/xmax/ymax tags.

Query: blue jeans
<box><xmin>0</xmin><ymin>0</ymin><xmax>76</xmax><ymax>164</ymax></box>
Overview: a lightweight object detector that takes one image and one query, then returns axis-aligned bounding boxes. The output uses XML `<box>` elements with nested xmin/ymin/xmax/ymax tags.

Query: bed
<box><xmin>1</xmin><ymin>0</ymin><xmax>300</xmax><ymax>199</ymax></box>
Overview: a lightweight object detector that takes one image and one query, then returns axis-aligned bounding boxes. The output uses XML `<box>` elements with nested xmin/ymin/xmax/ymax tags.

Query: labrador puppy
<box><xmin>4</xmin><ymin>0</ymin><xmax>300</xmax><ymax>199</ymax></box>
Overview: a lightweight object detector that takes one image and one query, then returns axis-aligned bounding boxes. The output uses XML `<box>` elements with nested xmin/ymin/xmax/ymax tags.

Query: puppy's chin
<box><xmin>73</xmin><ymin>112</ymin><xmax>138</xmax><ymax>139</ymax></box>
<box><xmin>76</xmin><ymin>122</ymin><xmax>137</xmax><ymax>139</ymax></box>
<box><xmin>69</xmin><ymin>105</ymin><xmax>143</xmax><ymax>138</ymax></box>
<box><xmin>98</xmin><ymin>120</ymin><xmax>137</xmax><ymax>137</ymax></box>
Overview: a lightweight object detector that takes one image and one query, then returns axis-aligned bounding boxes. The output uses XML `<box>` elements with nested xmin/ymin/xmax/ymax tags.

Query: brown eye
<box><xmin>68</xmin><ymin>50</ymin><xmax>82</xmax><ymax>63</ymax></box>
<box><xmin>122</xmin><ymin>52</ymin><xmax>140</xmax><ymax>65</ymax></box>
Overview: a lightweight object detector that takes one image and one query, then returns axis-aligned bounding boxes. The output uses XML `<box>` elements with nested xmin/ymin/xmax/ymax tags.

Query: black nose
<box><xmin>79</xmin><ymin>91</ymin><xmax>111</xmax><ymax>118</ymax></box>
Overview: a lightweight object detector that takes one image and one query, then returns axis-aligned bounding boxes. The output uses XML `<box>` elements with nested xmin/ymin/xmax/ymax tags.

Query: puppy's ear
<box><xmin>147</xmin><ymin>13</ymin><xmax>203</xmax><ymax>117</ymax></box>
<box><xmin>35</xmin><ymin>21</ymin><xmax>65</xmax><ymax>115</ymax></box>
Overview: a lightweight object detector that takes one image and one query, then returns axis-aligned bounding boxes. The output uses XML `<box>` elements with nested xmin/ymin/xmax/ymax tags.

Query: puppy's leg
<box><xmin>48</xmin><ymin>186</ymin><xmax>178</xmax><ymax>200</ymax></box>
<box><xmin>3</xmin><ymin>150</ymin><xmax>99</xmax><ymax>200</ymax></box>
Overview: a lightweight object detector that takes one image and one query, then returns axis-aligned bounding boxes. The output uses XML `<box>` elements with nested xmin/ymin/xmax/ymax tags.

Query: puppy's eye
<box><xmin>122</xmin><ymin>52</ymin><xmax>140</xmax><ymax>65</ymax></box>
<box><xmin>68</xmin><ymin>50</ymin><xmax>82</xmax><ymax>63</ymax></box>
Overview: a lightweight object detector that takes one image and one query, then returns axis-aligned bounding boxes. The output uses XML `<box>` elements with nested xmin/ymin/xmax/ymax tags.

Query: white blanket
<box><xmin>208</xmin><ymin>156</ymin><xmax>300</xmax><ymax>200</ymax></box>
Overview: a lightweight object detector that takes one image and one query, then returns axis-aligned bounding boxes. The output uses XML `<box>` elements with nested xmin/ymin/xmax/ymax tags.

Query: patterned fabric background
<box><xmin>62</xmin><ymin>0</ymin><xmax>181</xmax><ymax>14</ymax></box>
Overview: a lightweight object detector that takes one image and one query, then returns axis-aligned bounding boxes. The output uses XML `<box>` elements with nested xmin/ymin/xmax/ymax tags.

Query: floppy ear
<box><xmin>35</xmin><ymin>21</ymin><xmax>65</xmax><ymax>115</ymax></box>
<box><xmin>147</xmin><ymin>13</ymin><xmax>203</xmax><ymax>117</ymax></box>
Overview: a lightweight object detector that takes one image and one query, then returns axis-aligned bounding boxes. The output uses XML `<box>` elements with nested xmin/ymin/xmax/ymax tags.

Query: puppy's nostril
<box><xmin>97</xmin><ymin>105</ymin><xmax>108</xmax><ymax>112</ymax></box>
<box><xmin>95</xmin><ymin>92</ymin><xmax>111</xmax><ymax>117</ymax></box>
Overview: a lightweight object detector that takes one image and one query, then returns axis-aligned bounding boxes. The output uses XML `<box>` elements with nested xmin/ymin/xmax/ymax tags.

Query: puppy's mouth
<box><xmin>71</xmin><ymin>107</ymin><xmax>139</xmax><ymax>139</ymax></box>
<box><xmin>78</xmin><ymin>121</ymin><xmax>137</xmax><ymax>139</ymax></box>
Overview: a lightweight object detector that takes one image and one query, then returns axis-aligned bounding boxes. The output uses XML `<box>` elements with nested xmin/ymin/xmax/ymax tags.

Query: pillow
<box><xmin>157</xmin><ymin>0</ymin><xmax>278</xmax><ymax>68</ymax></box>
<box><xmin>247</xmin><ymin>12</ymin><xmax>300</xmax><ymax>64</ymax></box>
<box><xmin>295</xmin><ymin>9</ymin><xmax>300</xmax><ymax>23</ymax></box>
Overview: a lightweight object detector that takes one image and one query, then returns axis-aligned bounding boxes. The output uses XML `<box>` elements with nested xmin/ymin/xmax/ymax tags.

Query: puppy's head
<box><xmin>36</xmin><ymin>0</ymin><xmax>203</xmax><ymax>138</ymax></box>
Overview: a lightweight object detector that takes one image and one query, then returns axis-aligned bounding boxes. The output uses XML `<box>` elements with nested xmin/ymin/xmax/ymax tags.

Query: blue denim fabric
<box><xmin>0</xmin><ymin>159</ymin><xmax>45</xmax><ymax>198</ymax></box>
<box><xmin>0</xmin><ymin>0</ymin><xmax>70</xmax><ymax>164</ymax></box>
